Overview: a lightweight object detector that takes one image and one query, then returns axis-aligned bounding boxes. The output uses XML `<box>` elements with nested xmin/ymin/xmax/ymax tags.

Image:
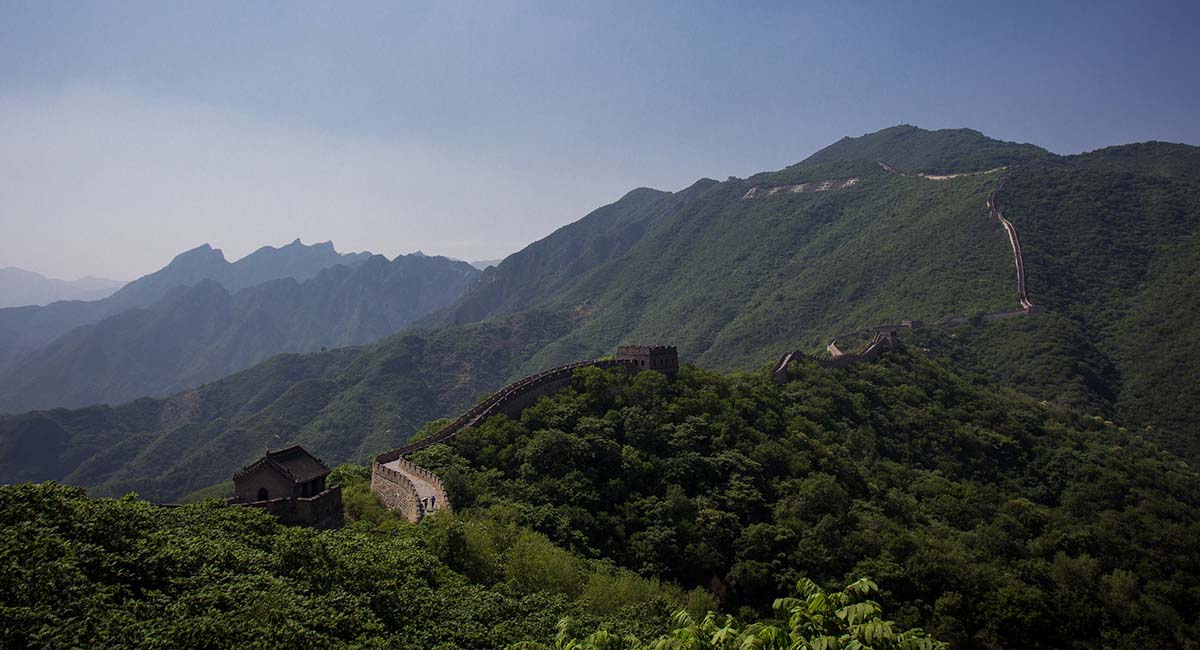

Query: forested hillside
<box><xmin>0</xmin><ymin>253</ymin><xmax>479</xmax><ymax>412</ymax></box>
<box><xmin>427</xmin><ymin>128</ymin><xmax>1200</xmax><ymax>461</ymax></box>
<box><xmin>408</xmin><ymin>353</ymin><xmax>1200</xmax><ymax>648</ymax></box>
<box><xmin>4</xmin><ymin>352</ymin><xmax>1196</xmax><ymax>648</ymax></box>
<box><xmin>0</xmin><ymin>311</ymin><xmax>574</xmax><ymax>502</ymax></box>
<box><xmin>804</xmin><ymin>124</ymin><xmax>1051</xmax><ymax>174</ymax></box>
<box><xmin>440</xmin><ymin>156</ymin><xmax>1017</xmax><ymax>374</ymax></box>
<box><xmin>925</xmin><ymin>142</ymin><xmax>1200</xmax><ymax>460</ymax></box>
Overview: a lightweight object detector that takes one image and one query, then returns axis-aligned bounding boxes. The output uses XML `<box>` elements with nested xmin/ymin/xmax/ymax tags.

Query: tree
<box><xmin>513</xmin><ymin>577</ymin><xmax>945</xmax><ymax>650</ymax></box>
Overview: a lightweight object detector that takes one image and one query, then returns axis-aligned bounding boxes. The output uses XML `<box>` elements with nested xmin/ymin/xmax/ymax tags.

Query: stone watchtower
<box><xmin>229</xmin><ymin>445</ymin><xmax>344</xmax><ymax>529</ymax></box>
<box><xmin>615</xmin><ymin>344</ymin><xmax>679</xmax><ymax>375</ymax></box>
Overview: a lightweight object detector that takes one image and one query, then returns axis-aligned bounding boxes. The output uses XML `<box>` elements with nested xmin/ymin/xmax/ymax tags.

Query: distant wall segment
<box><xmin>780</xmin><ymin>175</ymin><xmax>1038</xmax><ymax>383</ymax></box>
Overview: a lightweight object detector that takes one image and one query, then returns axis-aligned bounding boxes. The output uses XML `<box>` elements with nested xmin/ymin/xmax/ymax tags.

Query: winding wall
<box><xmin>371</xmin><ymin>358</ymin><xmax>641</xmax><ymax>522</ymax></box>
<box><xmin>784</xmin><ymin>173</ymin><xmax>1037</xmax><ymax>381</ymax></box>
<box><xmin>988</xmin><ymin>179</ymin><xmax>1033</xmax><ymax>310</ymax></box>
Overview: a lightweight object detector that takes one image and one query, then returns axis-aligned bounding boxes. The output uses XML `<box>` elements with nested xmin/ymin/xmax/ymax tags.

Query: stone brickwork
<box><xmin>229</xmin><ymin>485</ymin><xmax>344</xmax><ymax>529</ymax></box>
<box><xmin>370</xmin><ymin>464</ymin><xmax>424</xmax><ymax>523</ymax></box>
<box><xmin>615</xmin><ymin>345</ymin><xmax>679</xmax><ymax>375</ymax></box>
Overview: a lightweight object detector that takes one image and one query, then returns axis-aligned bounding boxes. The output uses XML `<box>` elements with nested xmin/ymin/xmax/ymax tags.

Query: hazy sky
<box><xmin>2</xmin><ymin>1</ymin><xmax>1198</xmax><ymax>280</ymax></box>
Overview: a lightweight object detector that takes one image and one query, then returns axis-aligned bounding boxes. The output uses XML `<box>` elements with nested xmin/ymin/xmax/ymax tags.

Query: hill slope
<box><xmin>4</xmin><ymin>350</ymin><xmax>1197</xmax><ymax>649</ymax></box>
<box><xmin>424</xmin><ymin>127</ymin><xmax>1200</xmax><ymax>459</ymax></box>
<box><xmin>804</xmin><ymin>124</ymin><xmax>1052</xmax><ymax>174</ymax></box>
<box><xmin>435</xmin><ymin>132</ymin><xmax>1030</xmax><ymax>374</ymax></box>
<box><xmin>916</xmin><ymin>142</ymin><xmax>1200</xmax><ymax>459</ymax></box>
<box><xmin>0</xmin><ymin>253</ymin><xmax>479</xmax><ymax>412</ymax></box>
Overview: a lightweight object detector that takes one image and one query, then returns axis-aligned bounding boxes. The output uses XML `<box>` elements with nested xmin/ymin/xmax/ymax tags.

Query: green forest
<box><xmin>5</xmin><ymin>354</ymin><xmax>1197</xmax><ymax>648</ymax></box>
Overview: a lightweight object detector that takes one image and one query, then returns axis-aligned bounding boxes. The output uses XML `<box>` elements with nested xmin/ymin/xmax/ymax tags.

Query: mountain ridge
<box><xmin>0</xmin><ymin>239</ymin><xmax>372</xmax><ymax>375</ymax></box>
<box><xmin>0</xmin><ymin>253</ymin><xmax>480</xmax><ymax>413</ymax></box>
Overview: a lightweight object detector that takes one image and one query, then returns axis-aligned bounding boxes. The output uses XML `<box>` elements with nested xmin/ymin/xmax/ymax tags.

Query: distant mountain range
<box><xmin>0</xmin><ymin>253</ymin><xmax>478</xmax><ymax>412</ymax></box>
<box><xmin>0</xmin><ymin>239</ymin><xmax>479</xmax><ymax>413</ymax></box>
<box><xmin>2</xmin><ymin>125</ymin><xmax>1198</xmax><ymax>500</ymax></box>
<box><xmin>0</xmin><ymin>267</ymin><xmax>125</xmax><ymax>308</ymax></box>
<box><xmin>0</xmin><ymin>239</ymin><xmax>369</xmax><ymax>375</ymax></box>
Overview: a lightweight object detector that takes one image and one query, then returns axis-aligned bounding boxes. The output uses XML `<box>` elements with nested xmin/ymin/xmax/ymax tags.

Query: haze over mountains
<box><xmin>3</xmin><ymin>125</ymin><xmax>1197</xmax><ymax>502</ymax></box>
<box><xmin>0</xmin><ymin>267</ymin><xmax>126</xmax><ymax>308</ymax></box>
<box><xmin>0</xmin><ymin>238</ymin><xmax>369</xmax><ymax>373</ymax></box>
<box><xmin>0</xmin><ymin>239</ymin><xmax>479</xmax><ymax>411</ymax></box>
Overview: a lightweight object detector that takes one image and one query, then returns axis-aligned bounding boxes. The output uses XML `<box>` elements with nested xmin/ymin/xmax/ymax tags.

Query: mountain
<box><xmin>0</xmin><ymin>267</ymin><xmax>125</xmax><ymax>308</ymax></box>
<box><xmin>420</xmin><ymin>127</ymin><xmax>1200</xmax><ymax>461</ymax></box>
<box><xmin>0</xmin><ymin>253</ymin><xmax>479</xmax><ymax>413</ymax></box>
<box><xmin>432</xmin><ymin>146</ymin><xmax>1026</xmax><ymax>371</ymax></box>
<box><xmin>0</xmin><ymin>239</ymin><xmax>370</xmax><ymax>374</ymax></box>
<box><xmin>906</xmin><ymin>141</ymin><xmax>1200</xmax><ymax>458</ymax></box>
<box><xmin>3</xmin><ymin>125</ymin><xmax>1199</xmax><ymax>498</ymax></box>
<box><xmin>804</xmin><ymin>124</ymin><xmax>1052</xmax><ymax>174</ymax></box>
<box><xmin>427</xmin><ymin>184</ymin><xmax>706</xmax><ymax>326</ymax></box>
<box><xmin>98</xmin><ymin>238</ymin><xmax>374</xmax><ymax>308</ymax></box>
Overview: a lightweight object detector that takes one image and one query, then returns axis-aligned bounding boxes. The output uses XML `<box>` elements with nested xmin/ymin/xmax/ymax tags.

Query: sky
<box><xmin>2</xmin><ymin>1</ymin><xmax>1198</xmax><ymax>280</ymax></box>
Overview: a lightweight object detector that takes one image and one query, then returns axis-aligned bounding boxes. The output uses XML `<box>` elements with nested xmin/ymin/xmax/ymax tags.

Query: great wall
<box><xmin>370</xmin><ymin>347</ymin><xmax>678</xmax><ymax>522</ymax></box>
<box><xmin>780</xmin><ymin>165</ymin><xmax>1036</xmax><ymax>374</ymax></box>
<box><xmin>369</xmin><ymin>165</ymin><xmax>1037</xmax><ymax>522</ymax></box>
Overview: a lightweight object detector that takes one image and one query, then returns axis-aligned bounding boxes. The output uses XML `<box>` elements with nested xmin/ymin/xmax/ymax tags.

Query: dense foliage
<box><xmin>937</xmin><ymin>143</ymin><xmax>1200</xmax><ymax>461</ymax></box>
<box><xmin>524</xmin><ymin>578</ymin><xmax>944</xmax><ymax>650</ymax></box>
<box><xmin>0</xmin><ymin>479</ymin><xmax>700</xmax><ymax>649</ymax></box>
<box><xmin>411</xmin><ymin>356</ymin><xmax>1200</xmax><ymax>648</ymax></box>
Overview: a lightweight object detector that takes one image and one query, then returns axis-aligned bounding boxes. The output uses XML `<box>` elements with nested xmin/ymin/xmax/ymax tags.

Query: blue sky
<box><xmin>2</xmin><ymin>1</ymin><xmax>1198</xmax><ymax>279</ymax></box>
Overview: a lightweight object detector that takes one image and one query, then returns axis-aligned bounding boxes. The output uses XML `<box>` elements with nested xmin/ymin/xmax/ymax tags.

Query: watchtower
<box><xmin>616</xmin><ymin>344</ymin><xmax>678</xmax><ymax>375</ymax></box>
<box><xmin>229</xmin><ymin>445</ymin><xmax>343</xmax><ymax>528</ymax></box>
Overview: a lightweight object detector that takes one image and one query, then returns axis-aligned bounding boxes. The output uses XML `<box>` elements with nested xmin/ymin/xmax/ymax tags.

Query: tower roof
<box><xmin>233</xmin><ymin>444</ymin><xmax>330</xmax><ymax>484</ymax></box>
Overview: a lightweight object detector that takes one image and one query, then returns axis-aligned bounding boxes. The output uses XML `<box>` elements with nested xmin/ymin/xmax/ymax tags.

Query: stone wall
<box><xmin>370</xmin><ymin>464</ymin><xmax>423</xmax><ymax>523</ymax></box>
<box><xmin>231</xmin><ymin>485</ymin><xmax>344</xmax><ymax>529</ymax></box>
<box><xmin>233</xmin><ymin>464</ymin><xmax>300</xmax><ymax>502</ymax></box>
